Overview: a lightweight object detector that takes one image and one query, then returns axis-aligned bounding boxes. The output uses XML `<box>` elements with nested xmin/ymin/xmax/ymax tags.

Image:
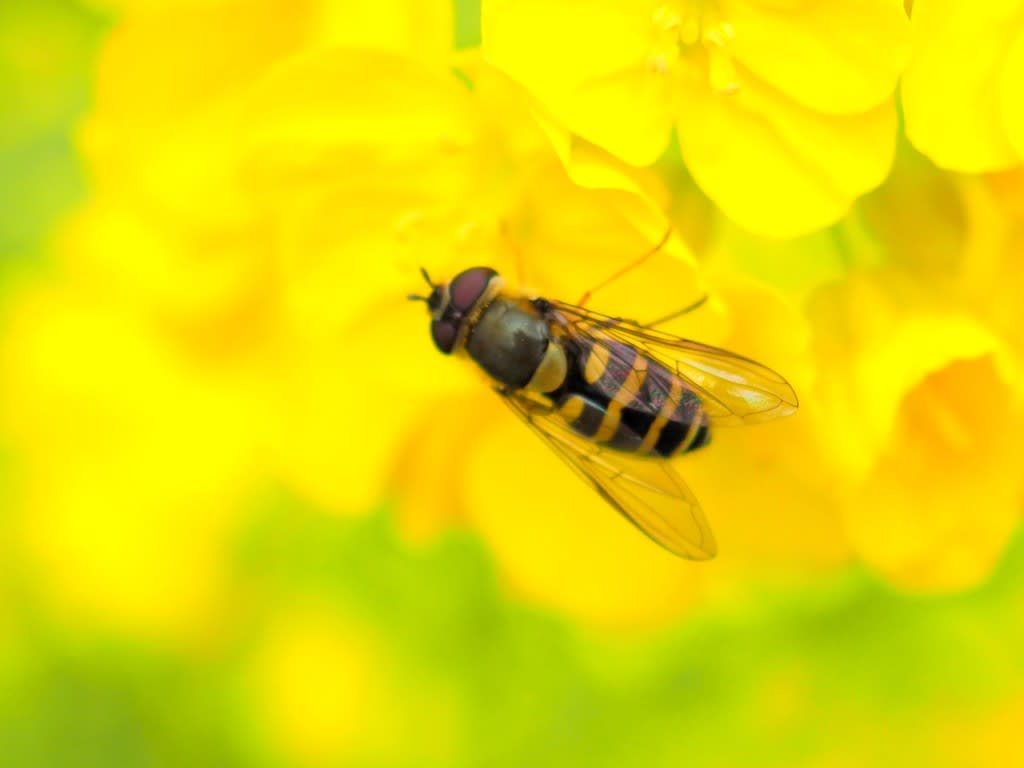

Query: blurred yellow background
<box><xmin>2</xmin><ymin>1</ymin><xmax>1024</xmax><ymax>766</ymax></box>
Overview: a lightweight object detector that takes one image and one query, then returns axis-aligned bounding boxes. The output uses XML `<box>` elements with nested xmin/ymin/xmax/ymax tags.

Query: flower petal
<box><xmin>1</xmin><ymin>289</ymin><xmax>259</xmax><ymax>642</ymax></box>
<box><xmin>845</xmin><ymin>353</ymin><xmax>1023</xmax><ymax>591</ymax></box>
<box><xmin>269</xmin><ymin>301</ymin><xmax>477</xmax><ymax>514</ymax></box>
<box><xmin>57</xmin><ymin>199</ymin><xmax>277</xmax><ymax>358</ymax></box>
<box><xmin>392</xmin><ymin>392</ymin><xmax>495</xmax><ymax>542</ymax></box>
<box><xmin>80</xmin><ymin>0</ymin><xmax>308</xmax><ymax>232</ymax></box>
<box><xmin>246</xmin><ymin>49</ymin><xmax>475</xmax><ymax>159</ymax></box>
<box><xmin>724</xmin><ymin>0</ymin><xmax>910</xmax><ymax>114</ymax></box>
<box><xmin>1000</xmin><ymin>25</ymin><xmax>1024</xmax><ymax>161</ymax></box>
<box><xmin>483</xmin><ymin>0</ymin><xmax>676</xmax><ymax>165</ymax></box>
<box><xmin>93</xmin><ymin>0</ymin><xmax>307</xmax><ymax>122</ymax></box>
<box><xmin>241</xmin><ymin>49</ymin><xmax>483</xmax><ymax>330</ymax></box>
<box><xmin>806</xmin><ymin>265</ymin><xmax>1023</xmax><ymax>589</ymax></box>
<box><xmin>809</xmin><ymin>273</ymin><xmax>1010</xmax><ymax>479</ymax></box>
<box><xmin>902</xmin><ymin>0</ymin><xmax>1023</xmax><ymax>172</ymax></box>
<box><xmin>308</xmin><ymin>0</ymin><xmax>453</xmax><ymax>61</ymax></box>
<box><xmin>483</xmin><ymin>0</ymin><xmax>651</xmax><ymax>93</ymax></box>
<box><xmin>677</xmin><ymin>75</ymin><xmax>897</xmax><ymax>237</ymax></box>
<box><xmin>555</xmin><ymin>71</ymin><xmax>679</xmax><ymax>166</ymax></box>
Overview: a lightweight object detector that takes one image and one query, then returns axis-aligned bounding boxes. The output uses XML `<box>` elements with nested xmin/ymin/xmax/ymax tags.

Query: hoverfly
<box><xmin>409</xmin><ymin>232</ymin><xmax>798</xmax><ymax>559</ymax></box>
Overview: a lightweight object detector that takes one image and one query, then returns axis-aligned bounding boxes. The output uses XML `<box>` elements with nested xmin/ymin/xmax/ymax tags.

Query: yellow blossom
<box><xmin>806</xmin><ymin>265</ymin><xmax>1023</xmax><ymax>591</ymax></box>
<box><xmin>6</xmin><ymin>0</ymin><xmax>831</xmax><ymax>624</ymax></box>
<box><xmin>67</xmin><ymin>2</ymin><xmax>458</xmax><ymax>515</ymax></box>
<box><xmin>0</xmin><ymin>0</ymin><xmax>454</xmax><ymax>641</ymax></box>
<box><xmin>1</xmin><ymin>285</ymin><xmax>262</xmax><ymax>644</ymax></box>
<box><xmin>851</xmin><ymin>154</ymin><xmax>1024</xmax><ymax>589</ymax></box>
<box><xmin>699</xmin><ymin>147</ymin><xmax>1024</xmax><ymax>591</ymax></box>
<box><xmin>6</xmin><ymin>0</ymin><xmax>1020</xmax><ymax>637</ymax></box>
<box><xmin>902</xmin><ymin>0</ymin><xmax>1024</xmax><ymax>172</ymax></box>
<box><xmin>483</xmin><ymin>0</ymin><xmax>910</xmax><ymax>237</ymax></box>
<box><xmin>8</xmin><ymin>1</ymin><xmax>1024</xmax><ymax>765</ymax></box>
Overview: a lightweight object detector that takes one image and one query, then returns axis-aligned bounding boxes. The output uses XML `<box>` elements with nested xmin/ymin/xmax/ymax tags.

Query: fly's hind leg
<box><xmin>575</xmin><ymin>225</ymin><xmax>673</xmax><ymax>309</ymax></box>
<box><xmin>642</xmin><ymin>293</ymin><xmax>709</xmax><ymax>329</ymax></box>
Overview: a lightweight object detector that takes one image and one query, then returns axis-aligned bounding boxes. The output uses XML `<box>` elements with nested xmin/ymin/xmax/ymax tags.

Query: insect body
<box><xmin>411</xmin><ymin>265</ymin><xmax>798</xmax><ymax>560</ymax></box>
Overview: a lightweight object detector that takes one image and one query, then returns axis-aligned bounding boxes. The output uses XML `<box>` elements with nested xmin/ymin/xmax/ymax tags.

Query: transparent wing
<box><xmin>499</xmin><ymin>390</ymin><xmax>717</xmax><ymax>560</ymax></box>
<box><xmin>547</xmin><ymin>300</ymin><xmax>799</xmax><ymax>426</ymax></box>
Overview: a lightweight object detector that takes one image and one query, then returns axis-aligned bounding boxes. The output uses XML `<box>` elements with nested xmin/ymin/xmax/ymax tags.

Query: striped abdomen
<box><xmin>553</xmin><ymin>336</ymin><xmax>710</xmax><ymax>457</ymax></box>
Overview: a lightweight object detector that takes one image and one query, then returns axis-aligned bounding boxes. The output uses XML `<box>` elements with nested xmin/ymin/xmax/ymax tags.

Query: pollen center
<box><xmin>649</xmin><ymin>1</ymin><xmax>741</xmax><ymax>95</ymax></box>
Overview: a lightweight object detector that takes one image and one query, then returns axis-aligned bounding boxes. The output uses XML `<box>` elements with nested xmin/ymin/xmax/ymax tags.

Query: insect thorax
<box><xmin>465</xmin><ymin>296</ymin><xmax>552</xmax><ymax>390</ymax></box>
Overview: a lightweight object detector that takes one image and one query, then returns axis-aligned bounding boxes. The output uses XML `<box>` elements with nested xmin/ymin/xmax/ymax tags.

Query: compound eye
<box><xmin>449</xmin><ymin>267</ymin><xmax>497</xmax><ymax>313</ymax></box>
<box><xmin>430</xmin><ymin>319</ymin><xmax>458</xmax><ymax>354</ymax></box>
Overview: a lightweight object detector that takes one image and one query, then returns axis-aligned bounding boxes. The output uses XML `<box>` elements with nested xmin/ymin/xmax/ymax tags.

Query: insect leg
<box><xmin>575</xmin><ymin>225</ymin><xmax>673</xmax><ymax>308</ymax></box>
<box><xmin>642</xmin><ymin>293</ymin><xmax>709</xmax><ymax>328</ymax></box>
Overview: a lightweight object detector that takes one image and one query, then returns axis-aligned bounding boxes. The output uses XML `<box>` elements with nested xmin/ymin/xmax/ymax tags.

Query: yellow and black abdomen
<box><xmin>554</xmin><ymin>336</ymin><xmax>710</xmax><ymax>457</ymax></box>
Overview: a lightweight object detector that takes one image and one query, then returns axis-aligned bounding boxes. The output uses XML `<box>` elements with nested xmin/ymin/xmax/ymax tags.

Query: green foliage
<box><xmin>0</xmin><ymin>0</ymin><xmax>108</xmax><ymax>265</ymax></box>
<box><xmin>4</xmin><ymin>491</ymin><xmax>1024</xmax><ymax>767</ymax></box>
<box><xmin>453</xmin><ymin>0</ymin><xmax>481</xmax><ymax>49</ymax></box>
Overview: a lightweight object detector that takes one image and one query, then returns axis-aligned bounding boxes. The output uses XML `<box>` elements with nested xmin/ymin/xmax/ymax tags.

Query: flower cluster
<box><xmin>3</xmin><ymin>0</ymin><xmax>1022</xmax><ymax>651</ymax></box>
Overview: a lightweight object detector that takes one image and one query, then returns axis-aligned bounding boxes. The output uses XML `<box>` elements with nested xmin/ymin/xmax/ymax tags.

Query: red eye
<box><xmin>449</xmin><ymin>267</ymin><xmax>497</xmax><ymax>313</ymax></box>
<box><xmin>430</xmin><ymin>319</ymin><xmax>458</xmax><ymax>354</ymax></box>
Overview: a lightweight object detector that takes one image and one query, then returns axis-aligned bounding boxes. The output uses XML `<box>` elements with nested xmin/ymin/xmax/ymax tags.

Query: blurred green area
<box><xmin>454</xmin><ymin>0</ymin><xmax>481</xmax><ymax>49</ymax></box>
<box><xmin>4</xmin><ymin>495</ymin><xmax>1024</xmax><ymax>767</ymax></box>
<box><xmin>1</xmin><ymin>2</ymin><xmax>1023</xmax><ymax>767</ymax></box>
<box><xmin>0</xmin><ymin>0</ymin><xmax>108</xmax><ymax>270</ymax></box>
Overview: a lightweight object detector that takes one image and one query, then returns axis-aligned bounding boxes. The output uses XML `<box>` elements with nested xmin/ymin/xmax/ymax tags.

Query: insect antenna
<box><xmin>408</xmin><ymin>266</ymin><xmax>438</xmax><ymax>302</ymax></box>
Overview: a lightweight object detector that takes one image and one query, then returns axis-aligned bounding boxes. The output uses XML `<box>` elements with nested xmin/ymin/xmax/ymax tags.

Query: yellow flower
<box><xmin>482</xmin><ymin>0</ymin><xmax>910</xmax><ymax>237</ymax></box>
<box><xmin>702</xmin><ymin>147</ymin><xmax>1024</xmax><ymax>591</ymax></box>
<box><xmin>806</xmin><ymin>264</ymin><xmax>1023</xmax><ymax>591</ymax></box>
<box><xmin>1</xmin><ymin>285</ymin><xmax>262</xmax><ymax>643</ymax></box>
<box><xmin>80</xmin><ymin>0</ymin><xmax>452</xmax><ymax>238</ymax></box>
<box><xmin>4</xmin><ymin>0</ymin><xmax>718</xmax><ymax>628</ymax></box>
<box><xmin>0</xmin><ymin>0</ymin><xmax>455</xmax><ymax>642</ymax></box>
<box><xmin>7</xmin><ymin>0</ymin><xmax>832</xmax><ymax>625</ymax></box>
<box><xmin>902</xmin><ymin>0</ymin><xmax>1024</xmax><ymax>172</ymax></box>
<box><xmin>69</xmin><ymin>2</ymin><xmax>460</xmax><ymax>515</ymax></box>
<box><xmin>19</xmin><ymin>0</ymin><xmax>1016</xmax><ymax>633</ymax></box>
